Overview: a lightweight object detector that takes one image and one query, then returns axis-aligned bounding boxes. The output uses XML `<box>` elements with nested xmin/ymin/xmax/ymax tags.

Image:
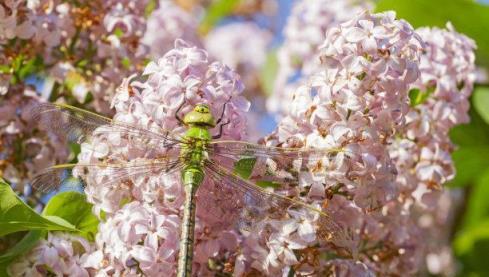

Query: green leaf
<box><xmin>454</xmin><ymin>219</ymin><xmax>489</xmax><ymax>276</ymax></box>
<box><xmin>260</xmin><ymin>50</ymin><xmax>279</xmax><ymax>97</ymax></box>
<box><xmin>473</xmin><ymin>87</ymin><xmax>489</xmax><ymax>124</ymax></box>
<box><xmin>461</xmin><ymin>169</ymin><xmax>489</xmax><ymax>229</ymax></box>
<box><xmin>42</xmin><ymin>192</ymin><xmax>99</xmax><ymax>241</ymax></box>
<box><xmin>0</xmin><ymin>64</ymin><xmax>11</xmax><ymax>74</ymax></box>
<box><xmin>0</xmin><ymin>230</ymin><xmax>45</xmax><ymax>274</ymax></box>
<box><xmin>448</xmin><ymin>105</ymin><xmax>489</xmax><ymax>187</ymax></box>
<box><xmin>144</xmin><ymin>0</ymin><xmax>158</xmax><ymax>17</ymax></box>
<box><xmin>233</xmin><ymin>158</ymin><xmax>281</xmax><ymax>188</ymax></box>
<box><xmin>0</xmin><ymin>179</ymin><xmax>78</xmax><ymax>236</ymax></box>
<box><xmin>256</xmin><ymin>180</ymin><xmax>280</xmax><ymax>189</ymax></box>
<box><xmin>0</xmin><ymin>189</ymin><xmax>97</xmax><ymax>275</ymax></box>
<box><xmin>17</xmin><ymin>56</ymin><xmax>43</xmax><ymax>80</ymax></box>
<box><xmin>233</xmin><ymin>157</ymin><xmax>257</xmax><ymax>180</ymax></box>
<box><xmin>455</xmin><ymin>219</ymin><xmax>489</xmax><ymax>255</ymax></box>
<box><xmin>408</xmin><ymin>85</ymin><xmax>436</xmax><ymax>107</ymax></box>
<box><xmin>450</xmin><ymin>107</ymin><xmax>489</xmax><ymax>147</ymax></box>
<box><xmin>65</xmin><ymin>71</ymin><xmax>84</xmax><ymax>90</ymax></box>
<box><xmin>11</xmin><ymin>54</ymin><xmax>24</xmax><ymax>73</ymax></box>
<box><xmin>75</xmin><ymin>58</ymin><xmax>89</xmax><ymax>68</ymax></box>
<box><xmin>113</xmin><ymin>27</ymin><xmax>124</xmax><ymax>39</ymax></box>
<box><xmin>199</xmin><ymin>0</ymin><xmax>241</xmax><ymax>34</ymax></box>
<box><xmin>68</xmin><ymin>142</ymin><xmax>81</xmax><ymax>163</ymax></box>
<box><xmin>376</xmin><ymin>0</ymin><xmax>489</xmax><ymax>66</ymax></box>
<box><xmin>448</xmin><ymin>146</ymin><xmax>489</xmax><ymax>187</ymax></box>
<box><xmin>121</xmin><ymin>57</ymin><xmax>131</xmax><ymax>70</ymax></box>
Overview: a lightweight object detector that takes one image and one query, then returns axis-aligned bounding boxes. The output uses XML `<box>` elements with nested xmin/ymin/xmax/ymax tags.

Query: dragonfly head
<box><xmin>183</xmin><ymin>103</ymin><xmax>216</xmax><ymax>127</ymax></box>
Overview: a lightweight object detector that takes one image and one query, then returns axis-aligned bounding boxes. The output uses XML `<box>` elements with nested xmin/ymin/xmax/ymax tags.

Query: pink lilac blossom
<box><xmin>417</xmin><ymin>189</ymin><xmax>463</xmax><ymax>276</ymax></box>
<box><xmin>204</xmin><ymin>22</ymin><xmax>272</xmax><ymax>141</ymax></box>
<box><xmin>390</xmin><ymin>23</ymin><xmax>476</xmax><ymax>195</ymax></box>
<box><xmin>142</xmin><ymin>0</ymin><xmax>201</xmax><ymax>59</ymax></box>
<box><xmin>80</xmin><ymin>39</ymin><xmax>250</xmax><ymax>214</ymax></box>
<box><xmin>0</xmin><ymin>0</ymin><xmax>151</xmax><ymax>111</ymax></box>
<box><xmin>1</xmin><ymin>0</ymin><xmax>76</xmax><ymax>64</ymax></box>
<box><xmin>26</xmin><ymin>1</ymin><xmax>75</xmax><ymax>50</ymax></box>
<box><xmin>82</xmin><ymin>201</ymin><xmax>180</xmax><ymax>276</ymax></box>
<box><xmin>0</xmin><ymin>1</ymin><xmax>35</xmax><ymax>43</ymax></box>
<box><xmin>78</xmin><ymin>40</ymin><xmax>249</xmax><ymax>275</ymax></box>
<box><xmin>388</xmin><ymin>24</ymin><xmax>476</xmax><ymax>275</ymax></box>
<box><xmin>0</xmin><ymin>0</ymin><xmax>152</xmax><ymax>194</ymax></box>
<box><xmin>77</xmin><ymin>0</ymin><xmax>151</xmax><ymax>113</ymax></box>
<box><xmin>8</xmin><ymin>232</ymin><xmax>92</xmax><ymax>277</ymax></box>
<box><xmin>258</xmin><ymin>11</ymin><xmax>425</xmax><ymax>275</ymax></box>
<box><xmin>268</xmin><ymin>0</ymin><xmax>372</xmax><ymax>114</ymax></box>
<box><xmin>204</xmin><ymin>22</ymin><xmax>271</xmax><ymax>95</ymax></box>
<box><xmin>0</xmin><ymin>86</ymin><xmax>68</xmax><ymax>192</ymax></box>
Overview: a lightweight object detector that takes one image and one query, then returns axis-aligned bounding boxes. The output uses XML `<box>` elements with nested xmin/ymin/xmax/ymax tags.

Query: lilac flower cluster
<box><xmin>269</xmin><ymin>0</ymin><xmax>372</xmax><ymax>114</ymax></box>
<box><xmin>142</xmin><ymin>1</ymin><xmax>201</xmax><ymax>59</ymax></box>
<box><xmin>0</xmin><ymin>0</ymin><xmax>192</xmax><ymax>193</ymax></box>
<box><xmin>263</xmin><ymin>13</ymin><xmax>476</xmax><ymax>276</ymax></box>
<box><xmin>389</xmin><ymin>24</ymin><xmax>476</xmax><ymax>274</ymax></box>
<box><xmin>205</xmin><ymin>22</ymin><xmax>271</xmax><ymax>95</ymax></box>
<box><xmin>8</xmin><ymin>233</ymin><xmax>92</xmax><ymax>277</ymax></box>
<box><xmin>76</xmin><ymin>40</ymin><xmax>249</xmax><ymax>275</ymax></box>
<box><xmin>1</xmin><ymin>0</ymin><xmax>152</xmax><ymax>109</ymax></box>
<box><xmin>83</xmin><ymin>202</ymin><xmax>181</xmax><ymax>276</ymax></box>
<box><xmin>263</xmin><ymin>11</ymin><xmax>426</xmax><ymax>274</ymax></box>
<box><xmin>0</xmin><ymin>87</ymin><xmax>68</xmax><ymax>195</ymax></box>
<box><xmin>391</xmin><ymin>23</ymin><xmax>476</xmax><ymax>195</ymax></box>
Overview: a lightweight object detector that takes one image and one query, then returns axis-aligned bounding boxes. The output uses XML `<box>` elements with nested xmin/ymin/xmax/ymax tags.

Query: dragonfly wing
<box><xmin>209</xmin><ymin>140</ymin><xmax>345</xmax><ymax>188</ymax></box>
<box><xmin>28</xmin><ymin>103</ymin><xmax>183</xmax><ymax>158</ymax></box>
<box><xmin>31</xmin><ymin>159</ymin><xmax>184</xmax><ymax>193</ymax></box>
<box><xmin>203</xmin><ymin>160</ymin><xmax>342</xmax><ymax>241</ymax></box>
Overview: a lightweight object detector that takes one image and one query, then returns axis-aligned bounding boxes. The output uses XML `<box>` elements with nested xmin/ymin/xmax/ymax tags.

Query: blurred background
<box><xmin>1</xmin><ymin>0</ymin><xmax>489</xmax><ymax>276</ymax></box>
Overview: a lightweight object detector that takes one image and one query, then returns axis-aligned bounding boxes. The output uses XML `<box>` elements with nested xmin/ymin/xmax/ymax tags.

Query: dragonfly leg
<box><xmin>165</xmin><ymin>160</ymin><xmax>180</xmax><ymax>173</ymax></box>
<box><xmin>175</xmin><ymin>97</ymin><xmax>186</xmax><ymax>125</ymax></box>
<box><xmin>212</xmin><ymin>119</ymin><xmax>230</xmax><ymax>139</ymax></box>
<box><xmin>215</xmin><ymin>97</ymin><xmax>231</xmax><ymax>125</ymax></box>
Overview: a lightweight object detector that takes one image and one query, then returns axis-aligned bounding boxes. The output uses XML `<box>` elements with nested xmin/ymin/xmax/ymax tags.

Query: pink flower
<box><xmin>76</xmin><ymin>41</ymin><xmax>249</xmax><ymax>275</ymax></box>
<box><xmin>259</xmin><ymin>11</ymin><xmax>425</xmax><ymax>275</ymax></box>
<box><xmin>385</xmin><ymin>23</ymin><xmax>475</xmax><ymax>276</ymax></box>
<box><xmin>84</xmin><ymin>201</ymin><xmax>180</xmax><ymax>276</ymax></box>
<box><xmin>142</xmin><ymin>1</ymin><xmax>201</xmax><ymax>59</ymax></box>
<box><xmin>269</xmin><ymin>0</ymin><xmax>373</xmax><ymax>114</ymax></box>
<box><xmin>0</xmin><ymin>87</ymin><xmax>69</xmax><ymax>194</ymax></box>
<box><xmin>205</xmin><ymin>22</ymin><xmax>271</xmax><ymax>94</ymax></box>
<box><xmin>390</xmin><ymin>23</ymin><xmax>476</xmax><ymax>193</ymax></box>
<box><xmin>8</xmin><ymin>233</ymin><xmax>92</xmax><ymax>277</ymax></box>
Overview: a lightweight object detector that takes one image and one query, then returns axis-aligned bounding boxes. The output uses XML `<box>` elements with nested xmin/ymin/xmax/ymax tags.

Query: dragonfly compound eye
<box><xmin>195</xmin><ymin>104</ymin><xmax>210</xmax><ymax>114</ymax></box>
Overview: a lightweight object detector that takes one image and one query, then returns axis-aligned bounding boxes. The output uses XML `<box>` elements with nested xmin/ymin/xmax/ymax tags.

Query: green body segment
<box><xmin>177</xmin><ymin>104</ymin><xmax>214</xmax><ymax>277</ymax></box>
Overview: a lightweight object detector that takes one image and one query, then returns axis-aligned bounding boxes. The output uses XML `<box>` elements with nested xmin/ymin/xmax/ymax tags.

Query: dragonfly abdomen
<box><xmin>177</xmin><ymin>181</ymin><xmax>198</xmax><ymax>277</ymax></box>
<box><xmin>182</xmin><ymin>167</ymin><xmax>204</xmax><ymax>186</ymax></box>
<box><xmin>178</xmin><ymin>164</ymin><xmax>205</xmax><ymax>276</ymax></box>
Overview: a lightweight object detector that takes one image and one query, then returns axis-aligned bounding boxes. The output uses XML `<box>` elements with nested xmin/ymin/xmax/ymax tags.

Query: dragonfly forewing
<box><xmin>28</xmin><ymin>103</ymin><xmax>183</xmax><ymax>159</ymax></box>
<box><xmin>31</xmin><ymin>159</ymin><xmax>184</xmax><ymax>193</ymax></box>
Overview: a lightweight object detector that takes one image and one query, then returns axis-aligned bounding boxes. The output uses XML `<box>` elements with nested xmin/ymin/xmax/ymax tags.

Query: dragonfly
<box><xmin>29</xmin><ymin>100</ymin><xmax>347</xmax><ymax>277</ymax></box>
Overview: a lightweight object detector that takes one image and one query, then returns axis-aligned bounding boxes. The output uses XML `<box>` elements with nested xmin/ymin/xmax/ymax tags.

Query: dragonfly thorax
<box><xmin>180</xmin><ymin>104</ymin><xmax>215</xmax><ymax>190</ymax></box>
<box><xmin>180</xmin><ymin>127</ymin><xmax>211</xmax><ymax>188</ymax></box>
